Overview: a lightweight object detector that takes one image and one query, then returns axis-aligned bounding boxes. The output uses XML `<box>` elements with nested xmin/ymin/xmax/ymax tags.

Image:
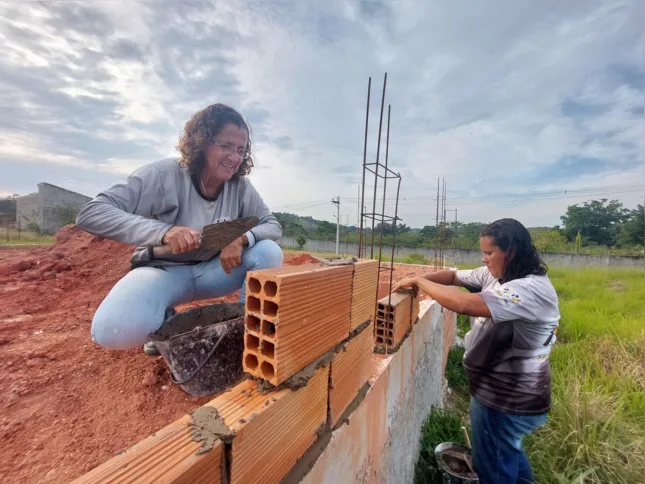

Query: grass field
<box><xmin>415</xmin><ymin>267</ymin><xmax>645</xmax><ymax>484</ymax></box>
<box><xmin>0</xmin><ymin>228</ymin><xmax>55</xmax><ymax>245</ymax></box>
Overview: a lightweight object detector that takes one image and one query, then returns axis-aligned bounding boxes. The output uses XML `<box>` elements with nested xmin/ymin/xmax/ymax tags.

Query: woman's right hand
<box><xmin>162</xmin><ymin>226</ymin><xmax>201</xmax><ymax>253</ymax></box>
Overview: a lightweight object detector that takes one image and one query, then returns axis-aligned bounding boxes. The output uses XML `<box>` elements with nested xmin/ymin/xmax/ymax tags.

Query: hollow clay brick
<box><xmin>329</xmin><ymin>321</ymin><xmax>374</xmax><ymax>427</ymax></box>
<box><xmin>244</xmin><ymin>263</ymin><xmax>352</xmax><ymax>385</ymax></box>
<box><xmin>375</xmin><ymin>291</ymin><xmax>412</xmax><ymax>350</ymax></box>
<box><xmin>71</xmin><ymin>411</ymin><xmax>223</xmax><ymax>484</ymax></box>
<box><xmin>229</xmin><ymin>366</ymin><xmax>329</xmax><ymax>484</ymax></box>
<box><xmin>349</xmin><ymin>260</ymin><xmax>379</xmax><ymax>330</ymax></box>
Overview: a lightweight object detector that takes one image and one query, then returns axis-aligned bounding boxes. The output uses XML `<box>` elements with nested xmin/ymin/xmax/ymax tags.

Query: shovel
<box><xmin>152</xmin><ymin>216</ymin><xmax>258</xmax><ymax>258</ymax></box>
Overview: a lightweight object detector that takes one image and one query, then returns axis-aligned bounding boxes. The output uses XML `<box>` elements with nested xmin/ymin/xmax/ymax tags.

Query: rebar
<box><xmin>358</xmin><ymin>77</ymin><xmax>371</xmax><ymax>258</ymax></box>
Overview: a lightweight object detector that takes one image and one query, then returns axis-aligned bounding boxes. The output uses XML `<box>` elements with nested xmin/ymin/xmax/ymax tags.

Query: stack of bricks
<box><xmin>243</xmin><ymin>263</ymin><xmax>354</xmax><ymax>386</ymax></box>
<box><xmin>374</xmin><ymin>289</ymin><xmax>415</xmax><ymax>351</ymax></box>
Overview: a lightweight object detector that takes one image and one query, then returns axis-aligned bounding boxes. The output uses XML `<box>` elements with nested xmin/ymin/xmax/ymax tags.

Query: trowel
<box><xmin>152</xmin><ymin>216</ymin><xmax>258</xmax><ymax>257</ymax></box>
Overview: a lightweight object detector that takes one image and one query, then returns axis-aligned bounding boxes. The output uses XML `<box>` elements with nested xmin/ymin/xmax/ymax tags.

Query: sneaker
<box><xmin>142</xmin><ymin>307</ymin><xmax>176</xmax><ymax>356</ymax></box>
<box><xmin>143</xmin><ymin>341</ymin><xmax>160</xmax><ymax>356</ymax></box>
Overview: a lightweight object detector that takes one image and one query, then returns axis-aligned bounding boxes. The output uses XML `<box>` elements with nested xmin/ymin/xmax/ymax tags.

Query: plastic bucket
<box><xmin>434</xmin><ymin>442</ymin><xmax>479</xmax><ymax>484</ymax></box>
<box><xmin>149</xmin><ymin>303</ymin><xmax>245</xmax><ymax>397</ymax></box>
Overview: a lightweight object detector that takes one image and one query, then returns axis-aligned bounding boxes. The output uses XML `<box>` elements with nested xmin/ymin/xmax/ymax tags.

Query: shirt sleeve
<box><xmin>479</xmin><ymin>279</ymin><xmax>538</xmax><ymax>323</ymax></box>
<box><xmin>75</xmin><ymin>163</ymin><xmax>174</xmax><ymax>247</ymax></box>
<box><xmin>239</xmin><ymin>178</ymin><xmax>282</xmax><ymax>245</ymax></box>
<box><xmin>455</xmin><ymin>266</ymin><xmax>489</xmax><ymax>292</ymax></box>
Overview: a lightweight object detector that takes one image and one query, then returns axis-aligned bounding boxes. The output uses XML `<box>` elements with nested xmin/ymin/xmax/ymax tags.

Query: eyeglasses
<box><xmin>211</xmin><ymin>140</ymin><xmax>250</xmax><ymax>160</ymax></box>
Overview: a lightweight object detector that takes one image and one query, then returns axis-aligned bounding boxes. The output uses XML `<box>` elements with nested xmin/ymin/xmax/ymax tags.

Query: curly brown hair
<box><xmin>176</xmin><ymin>103</ymin><xmax>254</xmax><ymax>178</ymax></box>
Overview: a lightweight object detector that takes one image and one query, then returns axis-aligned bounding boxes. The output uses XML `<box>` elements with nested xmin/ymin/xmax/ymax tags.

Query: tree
<box><xmin>295</xmin><ymin>234</ymin><xmax>307</xmax><ymax>250</ymax></box>
<box><xmin>617</xmin><ymin>204</ymin><xmax>644</xmax><ymax>247</ymax></box>
<box><xmin>560</xmin><ymin>199</ymin><xmax>629</xmax><ymax>246</ymax></box>
<box><xmin>532</xmin><ymin>230</ymin><xmax>568</xmax><ymax>253</ymax></box>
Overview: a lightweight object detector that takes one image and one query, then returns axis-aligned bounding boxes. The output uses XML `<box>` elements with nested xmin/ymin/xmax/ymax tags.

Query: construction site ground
<box><xmin>0</xmin><ymin>226</ymin><xmax>429</xmax><ymax>484</ymax></box>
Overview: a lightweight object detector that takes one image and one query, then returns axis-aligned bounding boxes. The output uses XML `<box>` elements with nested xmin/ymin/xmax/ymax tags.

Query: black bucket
<box><xmin>149</xmin><ymin>303</ymin><xmax>245</xmax><ymax>397</ymax></box>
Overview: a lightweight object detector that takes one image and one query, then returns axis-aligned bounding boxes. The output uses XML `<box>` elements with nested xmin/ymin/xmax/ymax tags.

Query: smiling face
<box><xmin>480</xmin><ymin>235</ymin><xmax>508</xmax><ymax>279</ymax></box>
<box><xmin>203</xmin><ymin>123</ymin><xmax>249</xmax><ymax>184</ymax></box>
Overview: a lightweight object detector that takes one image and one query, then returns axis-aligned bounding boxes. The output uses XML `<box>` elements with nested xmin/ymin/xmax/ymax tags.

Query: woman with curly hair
<box><xmin>76</xmin><ymin>103</ymin><xmax>283</xmax><ymax>354</ymax></box>
<box><xmin>393</xmin><ymin>218</ymin><xmax>560</xmax><ymax>484</ymax></box>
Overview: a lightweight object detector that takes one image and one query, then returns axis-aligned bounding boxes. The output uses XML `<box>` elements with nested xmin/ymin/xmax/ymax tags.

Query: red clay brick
<box><xmin>243</xmin><ymin>263</ymin><xmax>352</xmax><ymax>385</ymax></box>
<box><xmin>229</xmin><ymin>367</ymin><xmax>329</xmax><ymax>484</ymax></box>
<box><xmin>350</xmin><ymin>260</ymin><xmax>379</xmax><ymax>330</ymax></box>
<box><xmin>375</xmin><ymin>291</ymin><xmax>412</xmax><ymax>351</ymax></box>
<box><xmin>329</xmin><ymin>322</ymin><xmax>374</xmax><ymax>427</ymax></box>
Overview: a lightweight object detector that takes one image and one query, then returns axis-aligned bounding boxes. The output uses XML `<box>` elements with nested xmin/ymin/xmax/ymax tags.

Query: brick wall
<box><xmin>442</xmin><ymin>308</ymin><xmax>456</xmax><ymax>372</ymax></box>
<box><xmin>70</xmin><ymin>263</ymin><xmax>456</xmax><ymax>484</ymax></box>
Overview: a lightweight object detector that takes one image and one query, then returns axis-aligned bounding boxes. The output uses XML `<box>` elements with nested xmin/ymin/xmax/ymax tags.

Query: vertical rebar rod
<box><xmin>435</xmin><ymin>178</ymin><xmax>439</xmax><ymax>270</ymax></box>
<box><xmin>359</xmin><ymin>77</ymin><xmax>371</xmax><ymax>258</ymax></box>
<box><xmin>376</xmin><ymin>105</ymin><xmax>391</xmax><ymax>267</ymax></box>
<box><xmin>370</xmin><ymin>72</ymin><xmax>387</xmax><ymax>259</ymax></box>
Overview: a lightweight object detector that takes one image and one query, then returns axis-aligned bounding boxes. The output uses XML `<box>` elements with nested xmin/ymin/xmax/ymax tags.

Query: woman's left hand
<box><xmin>392</xmin><ymin>276</ymin><xmax>420</xmax><ymax>293</ymax></box>
<box><xmin>220</xmin><ymin>237</ymin><xmax>245</xmax><ymax>275</ymax></box>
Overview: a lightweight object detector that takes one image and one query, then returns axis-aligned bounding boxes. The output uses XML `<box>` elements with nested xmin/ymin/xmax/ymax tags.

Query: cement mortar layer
<box><xmin>255</xmin><ymin>318</ymin><xmax>373</xmax><ymax>392</ymax></box>
<box><xmin>188</xmin><ymin>406</ymin><xmax>235</xmax><ymax>454</ymax></box>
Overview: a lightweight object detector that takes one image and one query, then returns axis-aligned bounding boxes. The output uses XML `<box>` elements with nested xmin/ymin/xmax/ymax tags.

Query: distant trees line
<box><xmin>276</xmin><ymin>199</ymin><xmax>644</xmax><ymax>256</ymax></box>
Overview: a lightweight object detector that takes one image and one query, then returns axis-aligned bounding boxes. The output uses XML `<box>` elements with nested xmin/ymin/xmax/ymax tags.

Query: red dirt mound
<box><xmin>0</xmin><ymin>228</ymin><xmax>429</xmax><ymax>483</ymax></box>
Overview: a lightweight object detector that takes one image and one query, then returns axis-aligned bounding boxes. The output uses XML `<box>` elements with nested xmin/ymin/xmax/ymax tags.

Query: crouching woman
<box><xmin>76</xmin><ymin>103</ymin><xmax>283</xmax><ymax>354</ymax></box>
<box><xmin>393</xmin><ymin>218</ymin><xmax>560</xmax><ymax>484</ymax></box>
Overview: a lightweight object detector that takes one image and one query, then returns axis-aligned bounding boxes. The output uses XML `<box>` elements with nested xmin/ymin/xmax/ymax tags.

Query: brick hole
<box><xmin>261</xmin><ymin>361</ymin><xmax>275</xmax><ymax>380</ymax></box>
<box><xmin>247</xmin><ymin>295</ymin><xmax>261</xmax><ymax>313</ymax></box>
<box><xmin>246</xmin><ymin>334</ymin><xmax>260</xmax><ymax>352</ymax></box>
<box><xmin>262</xmin><ymin>320</ymin><xmax>276</xmax><ymax>338</ymax></box>
<box><xmin>248</xmin><ymin>277</ymin><xmax>262</xmax><ymax>295</ymax></box>
<box><xmin>387</xmin><ymin>338</ymin><xmax>394</xmax><ymax>346</ymax></box>
<box><xmin>245</xmin><ymin>354</ymin><xmax>259</xmax><ymax>370</ymax></box>
<box><xmin>261</xmin><ymin>340</ymin><xmax>275</xmax><ymax>359</ymax></box>
<box><xmin>264</xmin><ymin>300</ymin><xmax>279</xmax><ymax>318</ymax></box>
<box><xmin>375</xmin><ymin>336</ymin><xmax>384</xmax><ymax>345</ymax></box>
<box><xmin>376</xmin><ymin>329</ymin><xmax>385</xmax><ymax>336</ymax></box>
<box><xmin>264</xmin><ymin>280</ymin><xmax>278</xmax><ymax>298</ymax></box>
<box><xmin>246</xmin><ymin>314</ymin><xmax>261</xmax><ymax>333</ymax></box>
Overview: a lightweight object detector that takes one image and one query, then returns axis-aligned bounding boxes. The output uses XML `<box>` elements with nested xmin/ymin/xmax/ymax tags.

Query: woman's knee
<box><xmin>90</xmin><ymin>300</ymin><xmax>161</xmax><ymax>350</ymax></box>
<box><xmin>248</xmin><ymin>239</ymin><xmax>283</xmax><ymax>269</ymax></box>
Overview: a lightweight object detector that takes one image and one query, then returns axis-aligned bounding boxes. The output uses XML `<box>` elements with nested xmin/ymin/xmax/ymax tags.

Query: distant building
<box><xmin>16</xmin><ymin>183</ymin><xmax>92</xmax><ymax>234</ymax></box>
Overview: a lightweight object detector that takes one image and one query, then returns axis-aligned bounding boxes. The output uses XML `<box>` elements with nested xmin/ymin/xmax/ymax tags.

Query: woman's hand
<box><xmin>162</xmin><ymin>226</ymin><xmax>201</xmax><ymax>253</ymax></box>
<box><xmin>220</xmin><ymin>236</ymin><xmax>246</xmax><ymax>275</ymax></box>
<box><xmin>392</xmin><ymin>276</ymin><xmax>421</xmax><ymax>293</ymax></box>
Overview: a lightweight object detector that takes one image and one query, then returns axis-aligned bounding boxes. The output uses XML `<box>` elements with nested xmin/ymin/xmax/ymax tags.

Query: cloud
<box><xmin>0</xmin><ymin>0</ymin><xmax>642</xmax><ymax>228</ymax></box>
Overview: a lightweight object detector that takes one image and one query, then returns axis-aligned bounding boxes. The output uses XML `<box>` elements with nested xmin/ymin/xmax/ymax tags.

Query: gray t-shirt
<box><xmin>75</xmin><ymin>158</ymin><xmax>282</xmax><ymax>267</ymax></box>
<box><xmin>456</xmin><ymin>266</ymin><xmax>560</xmax><ymax>415</ymax></box>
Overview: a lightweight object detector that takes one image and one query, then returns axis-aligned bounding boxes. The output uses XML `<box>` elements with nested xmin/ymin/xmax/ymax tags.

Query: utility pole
<box><xmin>332</xmin><ymin>197</ymin><xmax>340</xmax><ymax>255</ymax></box>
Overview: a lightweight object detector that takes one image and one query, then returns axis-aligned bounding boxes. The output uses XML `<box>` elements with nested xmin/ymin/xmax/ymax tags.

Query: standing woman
<box><xmin>393</xmin><ymin>218</ymin><xmax>560</xmax><ymax>484</ymax></box>
<box><xmin>76</xmin><ymin>103</ymin><xmax>283</xmax><ymax>354</ymax></box>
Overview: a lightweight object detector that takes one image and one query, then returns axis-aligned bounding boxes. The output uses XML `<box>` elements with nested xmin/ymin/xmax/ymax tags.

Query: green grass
<box><xmin>414</xmin><ymin>407</ymin><xmax>468</xmax><ymax>484</ymax></box>
<box><xmin>416</xmin><ymin>266</ymin><xmax>645</xmax><ymax>484</ymax></box>
<box><xmin>0</xmin><ymin>228</ymin><xmax>55</xmax><ymax>245</ymax></box>
<box><xmin>525</xmin><ymin>267</ymin><xmax>645</xmax><ymax>484</ymax></box>
<box><xmin>445</xmin><ymin>347</ymin><xmax>468</xmax><ymax>393</ymax></box>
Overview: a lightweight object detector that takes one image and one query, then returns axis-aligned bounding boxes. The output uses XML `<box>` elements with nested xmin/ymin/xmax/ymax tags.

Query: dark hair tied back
<box><xmin>480</xmin><ymin>218</ymin><xmax>547</xmax><ymax>283</ymax></box>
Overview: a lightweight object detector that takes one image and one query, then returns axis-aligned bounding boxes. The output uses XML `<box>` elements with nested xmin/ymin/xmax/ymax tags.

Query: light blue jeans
<box><xmin>91</xmin><ymin>240</ymin><xmax>283</xmax><ymax>350</ymax></box>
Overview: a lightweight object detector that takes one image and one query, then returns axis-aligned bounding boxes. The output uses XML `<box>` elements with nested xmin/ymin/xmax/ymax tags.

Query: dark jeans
<box><xmin>469</xmin><ymin>396</ymin><xmax>547</xmax><ymax>484</ymax></box>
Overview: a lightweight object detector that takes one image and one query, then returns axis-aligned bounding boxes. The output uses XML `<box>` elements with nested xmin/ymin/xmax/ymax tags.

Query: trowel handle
<box><xmin>461</xmin><ymin>426</ymin><xmax>472</xmax><ymax>449</ymax></box>
<box><xmin>152</xmin><ymin>244</ymin><xmax>176</xmax><ymax>257</ymax></box>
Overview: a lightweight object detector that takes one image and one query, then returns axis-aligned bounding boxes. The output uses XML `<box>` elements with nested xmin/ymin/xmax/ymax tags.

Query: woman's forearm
<box><xmin>414</xmin><ymin>277</ymin><xmax>491</xmax><ymax>318</ymax></box>
<box><xmin>419</xmin><ymin>269</ymin><xmax>459</xmax><ymax>286</ymax></box>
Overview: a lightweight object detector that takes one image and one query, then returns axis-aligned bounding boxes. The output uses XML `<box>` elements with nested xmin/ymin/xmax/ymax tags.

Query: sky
<box><xmin>0</xmin><ymin>0</ymin><xmax>643</xmax><ymax>229</ymax></box>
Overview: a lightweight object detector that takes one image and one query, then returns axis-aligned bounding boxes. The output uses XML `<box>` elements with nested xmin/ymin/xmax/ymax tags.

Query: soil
<box><xmin>0</xmin><ymin>228</ymin><xmax>430</xmax><ymax>484</ymax></box>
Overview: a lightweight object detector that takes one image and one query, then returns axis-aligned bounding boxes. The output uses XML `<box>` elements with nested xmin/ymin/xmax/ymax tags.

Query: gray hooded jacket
<box><xmin>75</xmin><ymin>158</ymin><xmax>282</xmax><ymax>267</ymax></box>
